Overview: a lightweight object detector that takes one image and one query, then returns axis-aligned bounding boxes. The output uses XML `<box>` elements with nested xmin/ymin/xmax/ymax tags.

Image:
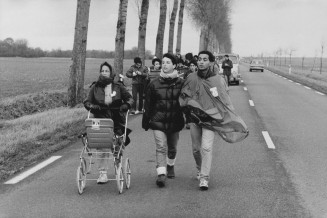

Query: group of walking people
<box><xmin>83</xmin><ymin>50</ymin><xmax>248</xmax><ymax>190</ymax></box>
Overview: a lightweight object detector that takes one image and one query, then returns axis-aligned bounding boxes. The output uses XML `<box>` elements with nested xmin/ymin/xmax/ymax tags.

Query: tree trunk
<box><xmin>199</xmin><ymin>27</ymin><xmax>206</xmax><ymax>51</ymax></box>
<box><xmin>175</xmin><ymin>0</ymin><xmax>185</xmax><ymax>54</ymax></box>
<box><xmin>114</xmin><ymin>0</ymin><xmax>129</xmax><ymax>80</ymax></box>
<box><xmin>167</xmin><ymin>0</ymin><xmax>178</xmax><ymax>54</ymax></box>
<box><xmin>68</xmin><ymin>0</ymin><xmax>91</xmax><ymax>107</ymax></box>
<box><xmin>137</xmin><ymin>0</ymin><xmax>149</xmax><ymax>64</ymax></box>
<box><xmin>155</xmin><ymin>0</ymin><xmax>167</xmax><ymax>59</ymax></box>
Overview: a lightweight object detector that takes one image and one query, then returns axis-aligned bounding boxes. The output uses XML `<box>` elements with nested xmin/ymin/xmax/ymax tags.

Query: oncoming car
<box><xmin>216</xmin><ymin>53</ymin><xmax>241</xmax><ymax>85</ymax></box>
<box><xmin>250</xmin><ymin>59</ymin><xmax>264</xmax><ymax>72</ymax></box>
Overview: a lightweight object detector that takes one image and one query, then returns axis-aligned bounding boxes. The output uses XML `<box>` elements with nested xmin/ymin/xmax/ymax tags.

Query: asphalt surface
<box><xmin>2</xmin><ymin>64</ymin><xmax>326</xmax><ymax>217</ymax></box>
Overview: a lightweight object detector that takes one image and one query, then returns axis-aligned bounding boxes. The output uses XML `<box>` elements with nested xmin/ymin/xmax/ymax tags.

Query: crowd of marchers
<box><xmin>83</xmin><ymin>50</ymin><xmax>248</xmax><ymax>190</ymax></box>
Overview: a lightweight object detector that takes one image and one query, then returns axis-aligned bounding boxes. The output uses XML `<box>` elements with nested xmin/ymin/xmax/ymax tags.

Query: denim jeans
<box><xmin>153</xmin><ymin>130</ymin><xmax>179</xmax><ymax>175</ymax></box>
<box><xmin>190</xmin><ymin>123</ymin><xmax>215</xmax><ymax>180</ymax></box>
<box><xmin>132</xmin><ymin>83</ymin><xmax>145</xmax><ymax>111</ymax></box>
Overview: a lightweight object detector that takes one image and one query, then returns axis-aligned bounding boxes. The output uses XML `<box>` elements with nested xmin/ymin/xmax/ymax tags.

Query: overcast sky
<box><xmin>0</xmin><ymin>0</ymin><xmax>326</xmax><ymax>57</ymax></box>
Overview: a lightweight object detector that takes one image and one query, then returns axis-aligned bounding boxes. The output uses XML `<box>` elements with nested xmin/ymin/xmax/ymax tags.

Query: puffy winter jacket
<box><xmin>142</xmin><ymin>76</ymin><xmax>185</xmax><ymax>133</ymax></box>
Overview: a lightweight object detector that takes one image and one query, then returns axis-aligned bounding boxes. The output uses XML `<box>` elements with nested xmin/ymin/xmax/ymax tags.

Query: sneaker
<box><xmin>199</xmin><ymin>179</ymin><xmax>208</xmax><ymax>190</ymax></box>
<box><xmin>167</xmin><ymin>165</ymin><xmax>175</xmax><ymax>179</ymax></box>
<box><xmin>156</xmin><ymin>174</ymin><xmax>166</xmax><ymax>187</ymax></box>
<box><xmin>134</xmin><ymin>110</ymin><xmax>140</xmax><ymax>115</ymax></box>
<box><xmin>130</xmin><ymin>110</ymin><xmax>136</xmax><ymax>115</ymax></box>
<box><xmin>185</xmin><ymin>124</ymin><xmax>190</xmax><ymax>129</ymax></box>
<box><xmin>196</xmin><ymin>171</ymin><xmax>200</xmax><ymax>180</ymax></box>
<box><xmin>97</xmin><ymin>171</ymin><xmax>108</xmax><ymax>184</ymax></box>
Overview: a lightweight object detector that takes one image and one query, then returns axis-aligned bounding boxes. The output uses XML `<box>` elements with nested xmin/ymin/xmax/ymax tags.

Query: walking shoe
<box><xmin>134</xmin><ymin>110</ymin><xmax>140</xmax><ymax>115</ymax></box>
<box><xmin>156</xmin><ymin>174</ymin><xmax>166</xmax><ymax>187</ymax></box>
<box><xmin>167</xmin><ymin>165</ymin><xmax>175</xmax><ymax>179</ymax></box>
<box><xmin>199</xmin><ymin>179</ymin><xmax>209</xmax><ymax>190</ymax></box>
<box><xmin>185</xmin><ymin>123</ymin><xmax>190</xmax><ymax>129</ymax></box>
<box><xmin>130</xmin><ymin>110</ymin><xmax>136</xmax><ymax>115</ymax></box>
<box><xmin>97</xmin><ymin>171</ymin><xmax>108</xmax><ymax>184</ymax></box>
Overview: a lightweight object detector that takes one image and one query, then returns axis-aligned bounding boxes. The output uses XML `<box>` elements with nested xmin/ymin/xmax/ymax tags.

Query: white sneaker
<box><xmin>97</xmin><ymin>171</ymin><xmax>108</xmax><ymax>184</ymax></box>
<box><xmin>199</xmin><ymin>179</ymin><xmax>208</xmax><ymax>190</ymax></box>
<box><xmin>134</xmin><ymin>110</ymin><xmax>140</xmax><ymax>115</ymax></box>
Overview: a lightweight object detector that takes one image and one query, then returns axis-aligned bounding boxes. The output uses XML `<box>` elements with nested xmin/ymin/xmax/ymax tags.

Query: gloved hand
<box><xmin>91</xmin><ymin>104</ymin><xmax>101</xmax><ymax>111</ymax></box>
<box><xmin>120</xmin><ymin>104</ymin><xmax>129</xmax><ymax>112</ymax></box>
<box><xmin>84</xmin><ymin>102</ymin><xmax>101</xmax><ymax>112</ymax></box>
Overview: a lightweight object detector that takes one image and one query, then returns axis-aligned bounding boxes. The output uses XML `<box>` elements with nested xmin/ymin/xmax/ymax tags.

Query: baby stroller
<box><xmin>76</xmin><ymin>110</ymin><xmax>131</xmax><ymax>194</ymax></box>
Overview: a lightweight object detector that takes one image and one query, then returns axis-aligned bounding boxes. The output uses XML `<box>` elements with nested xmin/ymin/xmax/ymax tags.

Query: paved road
<box><xmin>3</xmin><ymin>64</ymin><xmax>327</xmax><ymax>217</ymax></box>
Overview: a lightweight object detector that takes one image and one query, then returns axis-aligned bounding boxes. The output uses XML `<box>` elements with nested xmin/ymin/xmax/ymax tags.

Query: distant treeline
<box><xmin>0</xmin><ymin>37</ymin><xmax>153</xmax><ymax>59</ymax></box>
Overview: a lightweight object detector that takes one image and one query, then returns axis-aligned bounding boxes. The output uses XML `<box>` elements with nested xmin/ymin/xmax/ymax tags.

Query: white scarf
<box><xmin>104</xmin><ymin>84</ymin><xmax>113</xmax><ymax>105</ymax></box>
<box><xmin>160</xmin><ymin>69</ymin><xmax>179</xmax><ymax>79</ymax></box>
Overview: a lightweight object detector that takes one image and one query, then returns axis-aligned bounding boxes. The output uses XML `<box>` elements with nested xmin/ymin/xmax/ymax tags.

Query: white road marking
<box><xmin>295</xmin><ymin>82</ymin><xmax>301</xmax><ymax>85</ymax></box>
<box><xmin>249</xmin><ymin>100</ymin><xmax>254</xmax><ymax>106</ymax></box>
<box><xmin>241</xmin><ymin>80</ymin><xmax>244</xmax><ymax>83</ymax></box>
<box><xmin>262</xmin><ymin>131</ymin><xmax>276</xmax><ymax>149</ymax></box>
<box><xmin>288</xmin><ymin>80</ymin><xmax>293</xmax><ymax>82</ymax></box>
<box><xmin>244</xmin><ymin>87</ymin><xmax>248</xmax><ymax>91</ymax></box>
<box><xmin>4</xmin><ymin>156</ymin><xmax>62</xmax><ymax>184</ymax></box>
<box><xmin>315</xmin><ymin>91</ymin><xmax>325</xmax><ymax>96</ymax></box>
<box><xmin>304</xmin><ymin>86</ymin><xmax>311</xmax><ymax>90</ymax></box>
<box><xmin>283</xmin><ymin>77</ymin><xmax>287</xmax><ymax>80</ymax></box>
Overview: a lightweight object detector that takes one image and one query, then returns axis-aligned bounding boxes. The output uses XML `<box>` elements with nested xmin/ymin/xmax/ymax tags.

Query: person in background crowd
<box><xmin>126</xmin><ymin>57</ymin><xmax>149</xmax><ymax>114</ymax></box>
<box><xmin>184</xmin><ymin>52</ymin><xmax>194</xmax><ymax>67</ymax></box>
<box><xmin>179</xmin><ymin>51</ymin><xmax>230</xmax><ymax>190</ymax></box>
<box><xmin>84</xmin><ymin>62</ymin><xmax>133</xmax><ymax>184</ymax></box>
<box><xmin>193</xmin><ymin>55</ymin><xmax>199</xmax><ymax>62</ymax></box>
<box><xmin>222</xmin><ymin>54</ymin><xmax>233</xmax><ymax>86</ymax></box>
<box><xmin>142</xmin><ymin>53</ymin><xmax>185</xmax><ymax>188</ymax></box>
<box><xmin>145</xmin><ymin>58</ymin><xmax>162</xmax><ymax>89</ymax></box>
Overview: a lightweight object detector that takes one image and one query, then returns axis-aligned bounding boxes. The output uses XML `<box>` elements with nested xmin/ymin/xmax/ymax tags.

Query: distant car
<box><xmin>216</xmin><ymin>53</ymin><xmax>241</xmax><ymax>85</ymax></box>
<box><xmin>250</xmin><ymin>59</ymin><xmax>264</xmax><ymax>72</ymax></box>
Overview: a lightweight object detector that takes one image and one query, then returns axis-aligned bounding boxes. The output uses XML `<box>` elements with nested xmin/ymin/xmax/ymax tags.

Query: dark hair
<box><xmin>163</xmin><ymin>53</ymin><xmax>177</xmax><ymax>65</ymax></box>
<box><xmin>152</xmin><ymin>58</ymin><xmax>161</xmax><ymax>66</ymax></box>
<box><xmin>225</xmin><ymin>54</ymin><xmax>229</xmax><ymax>58</ymax></box>
<box><xmin>198</xmin><ymin>51</ymin><xmax>215</xmax><ymax>62</ymax></box>
<box><xmin>134</xmin><ymin>57</ymin><xmax>142</xmax><ymax>64</ymax></box>
<box><xmin>185</xmin><ymin>53</ymin><xmax>193</xmax><ymax>61</ymax></box>
<box><xmin>189</xmin><ymin>59</ymin><xmax>197</xmax><ymax>67</ymax></box>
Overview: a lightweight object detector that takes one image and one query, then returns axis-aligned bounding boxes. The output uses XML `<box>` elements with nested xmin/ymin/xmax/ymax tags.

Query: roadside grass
<box><xmin>266</xmin><ymin>66</ymin><xmax>327</xmax><ymax>94</ymax></box>
<box><xmin>0</xmin><ymin>107</ymin><xmax>87</xmax><ymax>181</ymax></box>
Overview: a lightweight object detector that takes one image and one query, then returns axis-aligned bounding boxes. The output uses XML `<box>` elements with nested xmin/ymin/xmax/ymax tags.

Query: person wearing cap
<box><xmin>126</xmin><ymin>57</ymin><xmax>149</xmax><ymax>114</ymax></box>
<box><xmin>142</xmin><ymin>53</ymin><xmax>185</xmax><ymax>188</ymax></box>
<box><xmin>222</xmin><ymin>54</ymin><xmax>233</xmax><ymax>86</ymax></box>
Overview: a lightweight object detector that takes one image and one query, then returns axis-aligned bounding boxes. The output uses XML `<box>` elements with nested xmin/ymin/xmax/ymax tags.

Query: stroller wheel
<box><xmin>124</xmin><ymin>158</ymin><xmax>131</xmax><ymax>189</ymax></box>
<box><xmin>115</xmin><ymin>163</ymin><xmax>124</xmax><ymax>194</ymax></box>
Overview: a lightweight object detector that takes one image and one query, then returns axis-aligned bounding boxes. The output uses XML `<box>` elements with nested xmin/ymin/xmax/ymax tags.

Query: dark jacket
<box><xmin>126</xmin><ymin>64</ymin><xmax>149</xmax><ymax>85</ymax></box>
<box><xmin>222</xmin><ymin>59</ymin><xmax>233</xmax><ymax>76</ymax></box>
<box><xmin>84</xmin><ymin>81</ymin><xmax>133</xmax><ymax>135</ymax></box>
<box><xmin>142</xmin><ymin>76</ymin><xmax>185</xmax><ymax>133</ymax></box>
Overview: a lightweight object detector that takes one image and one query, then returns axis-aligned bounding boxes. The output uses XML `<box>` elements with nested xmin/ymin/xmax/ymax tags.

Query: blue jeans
<box><xmin>132</xmin><ymin>83</ymin><xmax>144</xmax><ymax>111</ymax></box>
<box><xmin>153</xmin><ymin>130</ymin><xmax>179</xmax><ymax>175</ymax></box>
<box><xmin>190</xmin><ymin>123</ymin><xmax>215</xmax><ymax>180</ymax></box>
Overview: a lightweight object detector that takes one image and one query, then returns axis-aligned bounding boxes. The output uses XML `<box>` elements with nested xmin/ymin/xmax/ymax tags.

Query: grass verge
<box><xmin>265</xmin><ymin>66</ymin><xmax>327</xmax><ymax>94</ymax></box>
<box><xmin>0</xmin><ymin>107</ymin><xmax>87</xmax><ymax>181</ymax></box>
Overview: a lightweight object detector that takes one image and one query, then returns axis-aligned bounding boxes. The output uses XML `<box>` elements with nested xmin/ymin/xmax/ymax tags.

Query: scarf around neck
<box><xmin>160</xmin><ymin>69</ymin><xmax>178</xmax><ymax>79</ymax></box>
<box><xmin>96</xmin><ymin>75</ymin><xmax>113</xmax><ymax>87</ymax></box>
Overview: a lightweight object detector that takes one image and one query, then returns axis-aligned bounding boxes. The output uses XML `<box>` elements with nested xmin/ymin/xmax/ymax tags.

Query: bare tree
<box><xmin>288</xmin><ymin>48</ymin><xmax>296</xmax><ymax>66</ymax></box>
<box><xmin>175</xmin><ymin>0</ymin><xmax>185</xmax><ymax>54</ymax></box>
<box><xmin>114</xmin><ymin>0</ymin><xmax>129</xmax><ymax>80</ymax></box>
<box><xmin>167</xmin><ymin>0</ymin><xmax>178</xmax><ymax>54</ymax></box>
<box><xmin>137</xmin><ymin>0</ymin><xmax>149</xmax><ymax>64</ymax></box>
<box><xmin>155</xmin><ymin>0</ymin><xmax>167</xmax><ymax>59</ymax></box>
<box><xmin>301</xmin><ymin>56</ymin><xmax>305</xmax><ymax>71</ymax></box>
<box><xmin>68</xmin><ymin>0</ymin><xmax>91</xmax><ymax>107</ymax></box>
<box><xmin>311</xmin><ymin>50</ymin><xmax>318</xmax><ymax>73</ymax></box>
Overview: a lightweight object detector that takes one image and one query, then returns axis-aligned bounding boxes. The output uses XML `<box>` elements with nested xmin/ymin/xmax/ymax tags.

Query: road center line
<box><xmin>304</xmin><ymin>86</ymin><xmax>311</xmax><ymax>90</ymax></box>
<box><xmin>288</xmin><ymin>80</ymin><xmax>293</xmax><ymax>82</ymax></box>
<box><xmin>244</xmin><ymin>87</ymin><xmax>248</xmax><ymax>91</ymax></box>
<box><xmin>262</xmin><ymin>131</ymin><xmax>276</xmax><ymax>149</ymax></box>
<box><xmin>315</xmin><ymin>91</ymin><xmax>325</xmax><ymax>96</ymax></box>
<box><xmin>295</xmin><ymin>82</ymin><xmax>301</xmax><ymax>85</ymax></box>
<box><xmin>4</xmin><ymin>156</ymin><xmax>62</xmax><ymax>184</ymax></box>
<box><xmin>249</xmin><ymin>100</ymin><xmax>254</xmax><ymax>106</ymax></box>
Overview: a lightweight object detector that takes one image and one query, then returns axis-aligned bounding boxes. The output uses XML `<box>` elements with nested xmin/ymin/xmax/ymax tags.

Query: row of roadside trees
<box><xmin>0</xmin><ymin>37</ymin><xmax>153</xmax><ymax>59</ymax></box>
<box><xmin>68</xmin><ymin>0</ymin><xmax>232</xmax><ymax>106</ymax></box>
